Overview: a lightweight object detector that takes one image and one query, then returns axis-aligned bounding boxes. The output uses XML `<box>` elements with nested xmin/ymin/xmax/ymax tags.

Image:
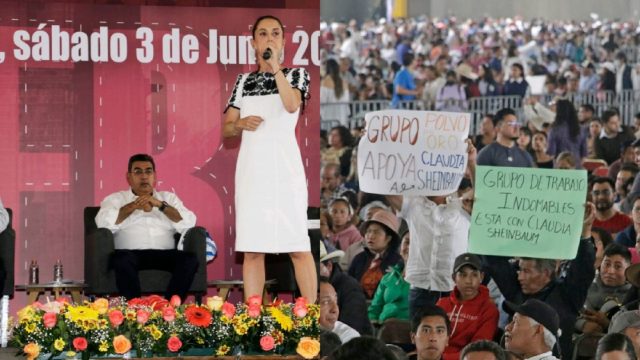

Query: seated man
<box><xmin>482</xmin><ymin>202</ymin><xmax>596</xmax><ymax>357</ymax></box>
<box><xmin>95</xmin><ymin>153</ymin><xmax>198</xmax><ymax>300</ymax></box>
<box><xmin>504</xmin><ymin>299</ymin><xmax>561</xmax><ymax>360</ymax></box>
<box><xmin>0</xmin><ymin>197</ymin><xmax>9</xmax><ymax>292</ymax></box>
<box><xmin>320</xmin><ymin>241</ymin><xmax>372</xmax><ymax>336</ymax></box>
<box><xmin>436</xmin><ymin>253</ymin><xmax>499</xmax><ymax>359</ymax></box>
<box><xmin>576</xmin><ymin>243</ymin><xmax>631</xmax><ymax>334</ymax></box>
<box><xmin>319</xmin><ymin>277</ymin><xmax>360</xmax><ymax>344</ymax></box>
<box><xmin>409</xmin><ymin>304</ymin><xmax>450</xmax><ymax>360</ymax></box>
<box><xmin>608</xmin><ymin>310</ymin><xmax>640</xmax><ymax>356</ymax></box>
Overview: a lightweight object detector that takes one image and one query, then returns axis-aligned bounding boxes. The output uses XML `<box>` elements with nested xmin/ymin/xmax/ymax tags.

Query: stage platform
<box><xmin>0</xmin><ymin>349</ymin><xmax>307</xmax><ymax>359</ymax></box>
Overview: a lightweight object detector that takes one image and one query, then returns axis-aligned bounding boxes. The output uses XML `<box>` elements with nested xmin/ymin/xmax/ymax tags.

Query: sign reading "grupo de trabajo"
<box><xmin>357</xmin><ymin>110</ymin><xmax>470</xmax><ymax>196</ymax></box>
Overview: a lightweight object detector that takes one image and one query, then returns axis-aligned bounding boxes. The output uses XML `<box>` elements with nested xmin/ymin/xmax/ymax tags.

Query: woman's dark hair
<box><xmin>592</xmin><ymin>227</ymin><xmax>614</xmax><ymax>250</ymax></box>
<box><xmin>511</xmin><ymin>63</ymin><xmax>524</xmax><ymax>77</ymax></box>
<box><xmin>330</xmin><ymin>126</ymin><xmax>354</xmax><ymax>148</ymax></box>
<box><xmin>481</xmin><ymin>63</ymin><xmax>495</xmax><ymax>83</ymax></box>
<box><xmin>595</xmin><ymin>332</ymin><xmax>637</xmax><ymax>360</ymax></box>
<box><xmin>533</xmin><ymin>130</ymin><xmax>548</xmax><ymax>140</ymax></box>
<box><xmin>251</xmin><ymin>15</ymin><xmax>284</xmax><ymax>38</ymax></box>
<box><xmin>325</xmin><ymin>59</ymin><xmax>344</xmax><ymax>99</ymax></box>
<box><xmin>553</xmin><ymin>99</ymin><xmax>581</xmax><ymax>139</ymax></box>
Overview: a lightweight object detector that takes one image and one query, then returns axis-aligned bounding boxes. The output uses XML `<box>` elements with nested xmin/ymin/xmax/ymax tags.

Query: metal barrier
<box><xmin>320</xmin><ymin>89</ymin><xmax>640</xmax><ymax>133</ymax></box>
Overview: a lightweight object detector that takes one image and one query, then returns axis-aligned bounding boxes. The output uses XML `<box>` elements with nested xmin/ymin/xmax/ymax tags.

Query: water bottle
<box><xmin>53</xmin><ymin>259</ymin><xmax>63</xmax><ymax>283</ymax></box>
<box><xmin>29</xmin><ymin>260</ymin><xmax>39</xmax><ymax>284</ymax></box>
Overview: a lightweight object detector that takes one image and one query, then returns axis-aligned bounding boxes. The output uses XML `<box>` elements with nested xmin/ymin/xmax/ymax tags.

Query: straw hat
<box><xmin>359</xmin><ymin>210</ymin><xmax>400</xmax><ymax>243</ymax></box>
<box><xmin>455</xmin><ymin>63</ymin><xmax>479</xmax><ymax>80</ymax></box>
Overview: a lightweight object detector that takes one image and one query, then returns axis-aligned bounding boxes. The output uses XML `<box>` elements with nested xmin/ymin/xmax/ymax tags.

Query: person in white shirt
<box><xmin>95</xmin><ymin>153</ymin><xmax>198</xmax><ymax>300</ymax></box>
<box><xmin>386</xmin><ymin>140</ymin><xmax>476</xmax><ymax>319</ymax></box>
<box><xmin>319</xmin><ymin>277</ymin><xmax>360</xmax><ymax>344</ymax></box>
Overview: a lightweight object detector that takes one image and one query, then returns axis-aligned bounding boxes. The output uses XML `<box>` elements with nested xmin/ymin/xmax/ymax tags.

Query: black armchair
<box><xmin>83</xmin><ymin>207</ymin><xmax>207</xmax><ymax>297</ymax></box>
<box><xmin>0</xmin><ymin>208</ymin><xmax>14</xmax><ymax>297</ymax></box>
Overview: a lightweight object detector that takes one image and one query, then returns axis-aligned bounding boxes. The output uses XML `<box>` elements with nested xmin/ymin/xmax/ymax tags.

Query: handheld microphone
<box><xmin>262</xmin><ymin>48</ymin><xmax>272</xmax><ymax>60</ymax></box>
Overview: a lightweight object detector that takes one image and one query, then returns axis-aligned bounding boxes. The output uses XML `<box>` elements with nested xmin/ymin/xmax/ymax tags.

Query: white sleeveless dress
<box><xmin>226</xmin><ymin>68</ymin><xmax>310</xmax><ymax>253</ymax></box>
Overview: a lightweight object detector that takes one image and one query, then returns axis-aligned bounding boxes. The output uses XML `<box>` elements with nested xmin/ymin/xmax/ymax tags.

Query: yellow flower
<box><xmin>98</xmin><ymin>319</ymin><xmax>108</xmax><ymax>329</ymax></box>
<box><xmin>25</xmin><ymin>323</ymin><xmax>36</xmax><ymax>333</ymax></box>
<box><xmin>234</xmin><ymin>323</ymin><xmax>248</xmax><ymax>335</ymax></box>
<box><xmin>147</xmin><ymin>325</ymin><xmax>162</xmax><ymax>340</ymax></box>
<box><xmin>65</xmin><ymin>305</ymin><xmax>99</xmax><ymax>324</ymax></box>
<box><xmin>65</xmin><ymin>351</ymin><xmax>76</xmax><ymax>359</ymax></box>
<box><xmin>196</xmin><ymin>338</ymin><xmax>204</xmax><ymax>345</ymax></box>
<box><xmin>99</xmin><ymin>342</ymin><xmax>109</xmax><ymax>353</ymax></box>
<box><xmin>54</xmin><ymin>338</ymin><xmax>66</xmax><ymax>351</ymax></box>
<box><xmin>269</xmin><ymin>307</ymin><xmax>293</xmax><ymax>331</ymax></box>
<box><xmin>90</xmin><ymin>298</ymin><xmax>109</xmax><ymax>315</ymax></box>
<box><xmin>216</xmin><ymin>345</ymin><xmax>230</xmax><ymax>356</ymax></box>
<box><xmin>206</xmin><ymin>296</ymin><xmax>224</xmax><ymax>311</ymax></box>
<box><xmin>296</xmin><ymin>337</ymin><xmax>320</xmax><ymax>359</ymax></box>
<box><xmin>17</xmin><ymin>306</ymin><xmax>36</xmax><ymax>323</ymax></box>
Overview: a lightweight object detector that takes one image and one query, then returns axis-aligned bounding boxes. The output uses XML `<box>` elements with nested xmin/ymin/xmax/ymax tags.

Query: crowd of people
<box><xmin>319</xmin><ymin>13</ymin><xmax>640</xmax><ymax>360</ymax></box>
<box><xmin>319</xmin><ymin>15</ymin><xmax>640</xmax><ymax>128</ymax></box>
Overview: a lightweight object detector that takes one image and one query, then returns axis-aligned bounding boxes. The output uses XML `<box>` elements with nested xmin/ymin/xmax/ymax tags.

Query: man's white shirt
<box><xmin>95</xmin><ymin>189</ymin><xmax>196</xmax><ymax>250</ymax></box>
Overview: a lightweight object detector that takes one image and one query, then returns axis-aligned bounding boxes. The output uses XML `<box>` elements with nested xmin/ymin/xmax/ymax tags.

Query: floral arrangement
<box><xmin>10</xmin><ymin>295</ymin><xmax>320</xmax><ymax>359</ymax></box>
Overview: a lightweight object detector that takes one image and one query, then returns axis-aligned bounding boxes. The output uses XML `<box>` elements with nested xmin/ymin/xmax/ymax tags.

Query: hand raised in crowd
<box><xmin>466</xmin><ymin>138</ymin><xmax>477</xmax><ymax>166</ymax></box>
<box><xmin>234</xmin><ymin>116</ymin><xmax>264</xmax><ymax>132</ymax></box>
<box><xmin>582</xmin><ymin>201</ymin><xmax>596</xmax><ymax>239</ymax></box>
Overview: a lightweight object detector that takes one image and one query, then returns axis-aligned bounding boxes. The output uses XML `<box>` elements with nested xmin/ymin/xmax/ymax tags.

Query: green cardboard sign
<box><xmin>468</xmin><ymin>166</ymin><xmax>588</xmax><ymax>259</ymax></box>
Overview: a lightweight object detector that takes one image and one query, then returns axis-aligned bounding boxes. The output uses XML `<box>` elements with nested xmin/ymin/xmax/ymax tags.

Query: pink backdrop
<box><xmin>0</xmin><ymin>2</ymin><xmax>320</xmax><ymax>308</ymax></box>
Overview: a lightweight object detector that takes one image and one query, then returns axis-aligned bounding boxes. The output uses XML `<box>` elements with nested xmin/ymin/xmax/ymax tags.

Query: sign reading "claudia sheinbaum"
<box><xmin>357</xmin><ymin>110</ymin><xmax>471</xmax><ymax>196</ymax></box>
<box><xmin>468</xmin><ymin>166</ymin><xmax>588</xmax><ymax>259</ymax></box>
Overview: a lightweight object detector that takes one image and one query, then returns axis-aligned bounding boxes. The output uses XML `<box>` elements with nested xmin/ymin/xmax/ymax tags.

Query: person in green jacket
<box><xmin>368</xmin><ymin>228</ymin><xmax>411</xmax><ymax>323</ymax></box>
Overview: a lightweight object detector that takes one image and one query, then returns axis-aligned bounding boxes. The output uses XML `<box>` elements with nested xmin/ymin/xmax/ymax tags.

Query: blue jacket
<box><xmin>616</xmin><ymin>225</ymin><xmax>636</xmax><ymax>247</ymax></box>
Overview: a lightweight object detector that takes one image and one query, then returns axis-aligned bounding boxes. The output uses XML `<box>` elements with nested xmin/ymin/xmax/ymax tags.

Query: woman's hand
<box><xmin>234</xmin><ymin>116</ymin><xmax>264</xmax><ymax>132</ymax></box>
<box><xmin>264</xmin><ymin>46</ymin><xmax>281</xmax><ymax>74</ymax></box>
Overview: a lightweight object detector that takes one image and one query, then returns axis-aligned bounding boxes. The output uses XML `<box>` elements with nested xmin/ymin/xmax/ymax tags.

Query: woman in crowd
<box><xmin>348</xmin><ymin>210</ymin><xmax>403</xmax><ymax>299</ymax></box>
<box><xmin>321</xmin><ymin>58</ymin><xmax>351</xmax><ymax>127</ymax></box>
<box><xmin>328</xmin><ymin>197</ymin><xmax>363</xmax><ymax>251</ymax></box>
<box><xmin>547</xmin><ymin>99</ymin><xmax>588</xmax><ymax>168</ymax></box>
<box><xmin>531</xmin><ymin>131</ymin><xmax>554</xmax><ymax>168</ymax></box>
<box><xmin>368</xmin><ymin>229</ymin><xmax>410</xmax><ymax>323</ymax></box>
<box><xmin>321</xmin><ymin>126</ymin><xmax>354</xmax><ymax>178</ymax></box>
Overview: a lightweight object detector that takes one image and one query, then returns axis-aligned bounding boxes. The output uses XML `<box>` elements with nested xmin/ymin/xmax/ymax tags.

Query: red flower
<box><xmin>221</xmin><ymin>302</ymin><xmax>236</xmax><ymax>319</ymax></box>
<box><xmin>293</xmin><ymin>303</ymin><xmax>308</xmax><ymax>318</ymax></box>
<box><xmin>167</xmin><ymin>336</ymin><xmax>182</xmax><ymax>352</ymax></box>
<box><xmin>42</xmin><ymin>312</ymin><xmax>57</xmax><ymax>328</ymax></box>
<box><xmin>248</xmin><ymin>304</ymin><xmax>261</xmax><ymax>318</ymax></box>
<box><xmin>184</xmin><ymin>306</ymin><xmax>212</xmax><ymax>327</ymax></box>
<box><xmin>136</xmin><ymin>309</ymin><xmax>150</xmax><ymax>324</ymax></box>
<box><xmin>162</xmin><ymin>306</ymin><xmax>176</xmax><ymax>322</ymax></box>
<box><xmin>72</xmin><ymin>337</ymin><xmax>88</xmax><ymax>351</ymax></box>
<box><xmin>260</xmin><ymin>335</ymin><xmax>275</xmax><ymax>351</ymax></box>
<box><xmin>109</xmin><ymin>310</ymin><xmax>124</xmax><ymax>327</ymax></box>
<box><xmin>246</xmin><ymin>295</ymin><xmax>262</xmax><ymax>306</ymax></box>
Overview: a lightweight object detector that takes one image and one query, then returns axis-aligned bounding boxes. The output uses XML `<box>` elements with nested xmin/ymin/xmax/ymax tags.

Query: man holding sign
<box><xmin>470</xmin><ymin>164</ymin><xmax>596</xmax><ymax>358</ymax></box>
<box><xmin>357</xmin><ymin>108</ymin><xmax>476</xmax><ymax>318</ymax></box>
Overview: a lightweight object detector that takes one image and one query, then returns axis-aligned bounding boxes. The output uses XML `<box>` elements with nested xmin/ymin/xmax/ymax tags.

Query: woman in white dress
<box><xmin>222</xmin><ymin>15</ymin><xmax>317</xmax><ymax>303</ymax></box>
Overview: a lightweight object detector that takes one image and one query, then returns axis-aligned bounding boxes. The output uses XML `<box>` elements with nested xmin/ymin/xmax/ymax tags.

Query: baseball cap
<box><xmin>609</xmin><ymin>310</ymin><xmax>640</xmax><ymax>333</ymax></box>
<box><xmin>505</xmin><ymin>299</ymin><xmax>560</xmax><ymax>336</ymax></box>
<box><xmin>453</xmin><ymin>253</ymin><xmax>483</xmax><ymax>273</ymax></box>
